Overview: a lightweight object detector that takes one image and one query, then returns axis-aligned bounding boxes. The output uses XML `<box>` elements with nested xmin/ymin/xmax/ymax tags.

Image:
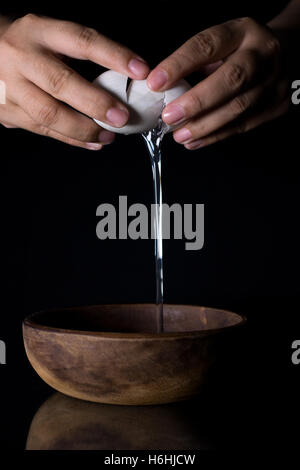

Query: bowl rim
<box><xmin>22</xmin><ymin>303</ymin><xmax>247</xmax><ymax>340</ymax></box>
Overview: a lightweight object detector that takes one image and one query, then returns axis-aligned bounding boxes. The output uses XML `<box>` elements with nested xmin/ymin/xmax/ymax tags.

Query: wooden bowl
<box><xmin>23</xmin><ymin>304</ymin><xmax>245</xmax><ymax>405</ymax></box>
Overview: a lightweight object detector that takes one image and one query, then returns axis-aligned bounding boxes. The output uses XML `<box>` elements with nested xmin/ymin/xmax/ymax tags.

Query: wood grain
<box><xmin>23</xmin><ymin>304</ymin><xmax>245</xmax><ymax>405</ymax></box>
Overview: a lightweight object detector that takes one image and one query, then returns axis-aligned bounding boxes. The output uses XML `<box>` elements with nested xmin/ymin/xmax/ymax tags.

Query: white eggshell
<box><xmin>93</xmin><ymin>70</ymin><xmax>190</xmax><ymax>134</ymax></box>
<box><xmin>163</xmin><ymin>79</ymin><xmax>191</xmax><ymax>132</ymax></box>
<box><xmin>164</xmin><ymin>79</ymin><xmax>191</xmax><ymax>104</ymax></box>
<box><xmin>123</xmin><ymin>78</ymin><xmax>165</xmax><ymax>134</ymax></box>
<box><xmin>94</xmin><ymin>70</ymin><xmax>128</xmax><ymax>104</ymax></box>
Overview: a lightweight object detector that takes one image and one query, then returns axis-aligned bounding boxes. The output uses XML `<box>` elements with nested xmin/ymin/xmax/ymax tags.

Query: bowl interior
<box><xmin>27</xmin><ymin>304</ymin><xmax>244</xmax><ymax>335</ymax></box>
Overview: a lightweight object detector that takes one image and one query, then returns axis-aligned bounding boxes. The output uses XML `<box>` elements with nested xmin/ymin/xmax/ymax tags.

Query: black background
<box><xmin>0</xmin><ymin>0</ymin><xmax>299</xmax><ymax>453</ymax></box>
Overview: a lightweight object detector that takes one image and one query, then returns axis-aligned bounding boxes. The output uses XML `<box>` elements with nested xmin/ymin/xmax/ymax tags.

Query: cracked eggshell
<box><xmin>163</xmin><ymin>80</ymin><xmax>191</xmax><ymax>133</ymax></box>
<box><xmin>93</xmin><ymin>70</ymin><xmax>191</xmax><ymax>134</ymax></box>
<box><xmin>93</xmin><ymin>71</ymin><xmax>163</xmax><ymax>135</ymax></box>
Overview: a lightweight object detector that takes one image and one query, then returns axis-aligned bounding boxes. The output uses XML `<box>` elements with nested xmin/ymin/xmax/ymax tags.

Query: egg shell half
<box><xmin>93</xmin><ymin>70</ymin><xmax>191</xmax><ymax>134</ymax></box>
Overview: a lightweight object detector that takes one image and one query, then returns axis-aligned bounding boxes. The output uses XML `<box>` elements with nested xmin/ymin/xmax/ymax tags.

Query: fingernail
<box><xmin>148</xmin><ymin>69</ymin><xmax>168</xmax><ymax>90</ymax></box>
<box><xmin>173</xmin><ymin>127</ymin><xmax>192</xmax><ymax>143</ymax></box>
<box><xmin>98</xmin><ymin>129</ymin><xmax>115</xmax><ymax>144</ymax></box>
<box><xmin>162</xmin><ymin>104</ymin><xmax>185</xmax><ymax>124</ymax></box>
<box><xmin>185</xmin><ymin>139</ymin><xmax>205</xmax><ymax>150</ymax></box>
<box><xmin>86</xmin><ymin>143</ymin><xmax>103</xmax><ymax>151</ymax></box>
<box><xmin>128</xmin><ymin>58</ymin><xmax>149</xmax><ymax>78</ymax></box>
<box><xmin>106</xmin><ymin>107</ymin><xmax>129</xmax><ymax>127</ymax></box>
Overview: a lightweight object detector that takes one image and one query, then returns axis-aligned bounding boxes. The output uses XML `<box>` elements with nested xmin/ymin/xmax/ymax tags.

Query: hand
<box><xmin>147</xmin><ymin>17</ymin><xmax>289</xmax><ymax>150</ymax></box>
<box><xmin>0</xmin><ymin>14</ymin><xmax>149</xmax><ymax>149</ymax></box>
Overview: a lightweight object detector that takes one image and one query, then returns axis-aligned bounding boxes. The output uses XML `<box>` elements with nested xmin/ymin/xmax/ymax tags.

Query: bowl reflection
<box><xmin>26</xmin><ymin>392</ymin><xmax>216</xmax><ymax>450</ymax></box>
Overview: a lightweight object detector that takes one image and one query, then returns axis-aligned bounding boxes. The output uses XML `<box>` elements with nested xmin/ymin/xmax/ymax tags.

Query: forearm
<box><xmin>268</xmin><ymin>0</ymin><xmax>300</xmax><ymax>32</ymax></box>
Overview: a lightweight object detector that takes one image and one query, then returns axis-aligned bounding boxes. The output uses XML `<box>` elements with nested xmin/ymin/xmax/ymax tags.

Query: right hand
<box><xmin>0</xmin><ymin>14</ymin><xmax>149</xmax><ymax>150</ymax></box>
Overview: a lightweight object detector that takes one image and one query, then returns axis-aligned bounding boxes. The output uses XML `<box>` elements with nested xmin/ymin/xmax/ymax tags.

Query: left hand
<box><xmin>147</xmin><ymin>17</ymin><xmax>290</xmax><ymax>149</ymax></box>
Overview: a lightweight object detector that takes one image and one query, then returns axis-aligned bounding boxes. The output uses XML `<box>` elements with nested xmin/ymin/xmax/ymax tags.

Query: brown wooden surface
<box><xmin>23</xmin><ymin>304</ymin><xmax>245</xmax><ymax>405</ymax></box>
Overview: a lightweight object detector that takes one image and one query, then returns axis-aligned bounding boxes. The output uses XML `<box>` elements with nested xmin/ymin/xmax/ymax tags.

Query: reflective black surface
<box><xmin>0</xmin><ymin>0</ymin><xmax>299</xmax><ymax>452</ymax></box>
<box><xmin>0</xmin><ymin>303</ymin><xmax>299</xmax><ymax>451</ymax></box>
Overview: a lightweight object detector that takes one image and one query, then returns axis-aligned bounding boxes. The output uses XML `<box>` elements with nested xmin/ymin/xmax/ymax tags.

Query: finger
<box><xmin>0</xmin><ymin>98</ymin><xmax>21</xmax><ymax>128</ymax></box>
<box><xmin>20</xmin><ymin>52</ymin><xmax>129</xmax><ymax>126</ymax></box>
<box><xmin>0</xmin><ymin>121</ymin><xmax>18</xmax><ymax>129</ymax></box>
<box><xmin>11</xmin><ymin>79</ymin><xmax>115</xmax><ymax>143</ymax></box>
<box><xmin>34</xmin><ymin>125</ymin><xmax>104</xmax><ymax>150</ymax></box>
<box><xmin>172</xmin><ymin>77</ymin><xmax>274</xmax><ymax>144</ymax></box>
<box><xmin>184</xmin><ymin>98</ymin><xmax>290</xmax><ymax>150</ymax></box>
<box><xmin>147</xmin><ymin>19</ymin><xmax>244</xmax><ymax>91</ymax></box>
<box><xmin>162</xmin><ymin>48</ymin><xmax>264</xmax><ymax>126</ymax></box>
<box><xmin>0</xmin><ymin>102</ymin><xmax>104</xmax><ymax>150</ymax></box>
<box><xmin>201</xmin><ymin>60</ymin><xmax>223</xmax><ymax>76</ymax></box>
<box><xmin>26</xmin><ymin>14</ymin><xmax>149</xmax><ymax>79</ymax></box>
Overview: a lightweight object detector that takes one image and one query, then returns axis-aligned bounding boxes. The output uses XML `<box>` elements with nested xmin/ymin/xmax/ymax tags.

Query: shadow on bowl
<box><xmin>23</xmin><ymin>304</ymin><xmax>246</xmax><ymax>405</ymax></box>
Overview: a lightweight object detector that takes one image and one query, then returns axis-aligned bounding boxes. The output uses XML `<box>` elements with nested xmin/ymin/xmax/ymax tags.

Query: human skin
<box><xmin>0</xmin><ymin>14</ymin><xmax>149</xmax><ymax>150</ymax></box>
<box><xmin>147</xmin><ymin>0</ymin><xmax>300</xmax><ymax>149</ymax></box>
<box><xmin>1</xmin><ymin>3</ymin><xmax>299</xmax><ymax>151</ymax></box>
